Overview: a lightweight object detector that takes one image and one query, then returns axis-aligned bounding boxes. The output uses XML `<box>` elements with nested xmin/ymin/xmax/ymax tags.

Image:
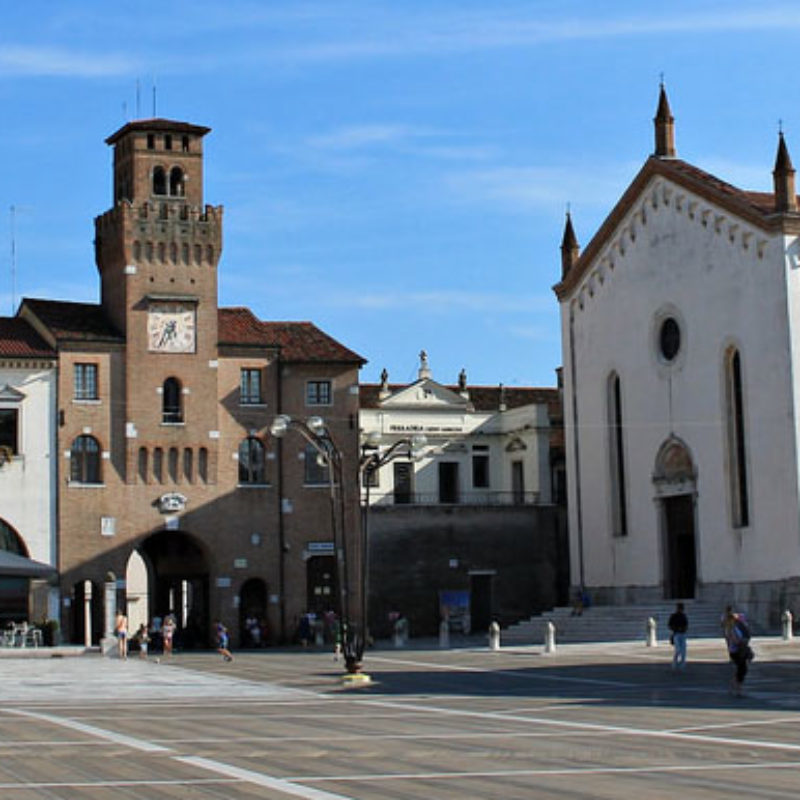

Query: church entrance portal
<box><xmin>140</xmin><ymin>531</ymin><xmax>210</xmax><ymax>649</ymax></box>
<box><xmin>653</xmin><ymin>437</ymin><xmax>698</xmax><ymax>600</ymax></box>
<box><xmin>663</xmin><ymin>495</ymin><xmax>697</xmax><ymax>599</ymax></box>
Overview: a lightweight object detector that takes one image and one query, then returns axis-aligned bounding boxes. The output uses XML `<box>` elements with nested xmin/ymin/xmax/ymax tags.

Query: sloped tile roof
<box><xmin>219</xmin><ymin>307</ymin><xmax>365</xmax><ymax>364</ymax></box>
<box><xmin>0</xmin><ymin>318</ymin><xmax>55</xmax><ymax>358</ymax></box>
<box><xmin>360</xmin><ymin>383</ymin><xmax>558</xmax><ymax>411</ymax></box>
<box><xmin>554</xmin><ymin>155</ymin><xmax>796</xmax><ymax>300</ymax></box>
<box><xmin>20</xmin><ymin>298</ymin><xmax>123</xmax><ymax>343</ymax></box>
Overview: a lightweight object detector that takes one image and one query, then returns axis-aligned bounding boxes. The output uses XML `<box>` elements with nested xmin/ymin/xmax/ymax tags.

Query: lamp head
<box><xmin>306</xmin><ymin>416</ymin><xmax>326</xmax><ymax>436</ymax></box>
<box><xmin>269</xmin><ymin>414</ymin><xmax>291</xmax><ymax>438</ymax></box>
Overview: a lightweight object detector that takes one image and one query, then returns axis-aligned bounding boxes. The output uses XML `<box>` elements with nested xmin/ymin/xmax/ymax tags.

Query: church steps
<box><xmin>502</xmin><ymin>600</ymin><xmax>725</xmax><ymax>645</ymax></box>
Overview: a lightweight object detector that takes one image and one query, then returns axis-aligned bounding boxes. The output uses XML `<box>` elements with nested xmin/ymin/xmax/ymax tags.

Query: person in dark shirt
<box><xmin>668</xmin><ymin>602</ymin><xmax>689</xmax><ymax>671</ymax></box>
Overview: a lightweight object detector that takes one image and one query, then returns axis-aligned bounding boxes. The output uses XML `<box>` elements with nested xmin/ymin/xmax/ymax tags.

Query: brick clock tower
<box><xmin>94</xmin><ymin>120</ymin><xmax>223</xmax><ymax>482</ymax></box>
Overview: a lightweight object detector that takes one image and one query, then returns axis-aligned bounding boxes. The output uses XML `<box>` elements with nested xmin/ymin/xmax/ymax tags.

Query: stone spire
<box><xmin>773</xmin><ymin>131</ymin><xmax>798</xmax><ymax>213</ymax></box>
<box><xmin>560</xmin><ymin>211</ymin><xmax>580</xmax><ymax>279</ymax></box>
<box><xmin>654</xmin><ymin>83</ymin><xmax>676</xmax><ymax>158</ymax></box>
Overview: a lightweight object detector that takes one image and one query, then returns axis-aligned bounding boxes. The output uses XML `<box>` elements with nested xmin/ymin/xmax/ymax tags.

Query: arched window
<box><xmin>183</xmin><ymin>448</ymin><xmax>193</xmax><ymax>483</ymax></box>
<box><xmin>138</xmin><ymin>447</ymin><xmax>148</xmax><ymax>484</ymax></box>
<box><xmin>182</xmin><ymin>243</ymin><xmax>190</xmax><ymax>265</ymax></box>
<box><xmin>70</xmin><ymin>435</ymin><xmax>101</xmax><ymax>484</ymax></box>
<box><xmin>162</xmin><ymin>378</ymin><xmax>182</xmax><ymax>424</ymax></box>
<box><xmin>168</xmin><ymin>447</ymin><xmax>179</xmax><ymax>483</ymax></box>
<box><xmin>0</xmin><ymin>518</ymin><xmax>26</xmax><ymax>555</ymax></box>
<box><xmin>607</xmin><ymin>373</ymin><xmax>628</xmax><ymax>536</ymax></box>
<box><xmin>153</xmin><ymin>166</ymin><xmax>166</xmax><ymax>195</ymax></box>
<box><xmin>725</xmin><ymin>348</ymin><xmax>750</xmax><ymax>527</ymax></box>
<box><xmin>198</xmin><ymin>447</ymin><xmax>208</xmax><ymax>483</ymax></box>
<box><xmin>153</xmin><ymin>447</ymin><xmax>163</xmax><ymax>483</ymax></box>
<box><xmin>238</xmin><ymin>437</ymin><xmax>266</xmax><ymax>484</ymax></box>
<box><xmin>169</xmin><ymin>167</ymin><xmax>185</xmax><ymax>197</ymax></box>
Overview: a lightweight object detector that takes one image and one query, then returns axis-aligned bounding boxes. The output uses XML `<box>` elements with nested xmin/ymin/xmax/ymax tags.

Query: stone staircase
<box><xmin>502</xmin><ymin>599</ymin><xmax>725</xmax><ymax>646</ymax></box>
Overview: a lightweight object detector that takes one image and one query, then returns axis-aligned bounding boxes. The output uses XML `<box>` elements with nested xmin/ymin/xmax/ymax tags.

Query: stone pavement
<box><xmin>2</xmin><ymin>637</ymin><xmax>800</xmax><ymax>798</ymax></box>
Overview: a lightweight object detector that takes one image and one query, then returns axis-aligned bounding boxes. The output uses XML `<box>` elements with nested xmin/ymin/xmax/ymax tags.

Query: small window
<box><xmin>304</xmin><ymin>444</ymin><xmax>329</xmax><ymax>485</ymax></box>
<box><xmin>162</xmin><ymin>378</ymin><xmax>183</xmax><ymax>424</ymax></box>
<box><xmin>170</xmin><ymin>167</ymin><xmax>184</xmax><ymax>197</ymax></box>
<box><xmin>182</xmin><ymin>136</ymin><xmax>190</xmax><ymax>153</ymax></box>
<box><xmin>138</xmin><ymin>447</ymin><xmax>148</xmax><ymax>483</ymax></box>
<box><xmin>239</xmin><ymin>437</ymin><xmax>266</xmax><ymax>484</ymax></box>
<box><xmin>660</xmin><ymin>317</ymin><xmax>681</xmax><ymax>361</ymax></box>
<box><xmin>153</xmin><ymin>447</ymin><xmax>164</xmax><ymax>483</ymax></box>
<box><xmin>153</xmin><ymin>166</ymin><xmax>166</xmax><ymax>196</ymax></box>
<box><xmin>168</xmin><ymin>447</ymin><xmax>179</xmax><ymax>483</ymax></box>
<box><xmin>0</xmin><ymin>409</ymin><xmax>19</xmax><ymax>455</ymax></box>
<box><xmin>198</xmin><ymin>447</ymin><xmax>208</xmax><ymax>483</ymax></box>
<box><xmin>183</xmin><ymin>448</ymin><xmax>193</xmax><ymax>483</ymax></box>
<box><xmin>147</xmin><ymin>134</ymin><xmax>155</xmax><ymax>150</ymax></box>
<box><xmin>70</xmin><ymin>435</ymin><xmax>101</xmax><ymax>484</ymax></box>
<box><xmin>240</xmin><ymin>369</ymin><xmax>262</xmax><ymax>405</ymax></box>
<box><xmin>306</xmin><ymin>380</ymin><xmax>332</xmax><ymax>406</ymax></box>
<box><xmin>472</xmin><ymin>453</ymin><xmax>490</xmax><ymax>488</ymax></box>
<box><xmin>74</xmin><ymin>363</ymin><xmax>98</xmax><ymax>401</ymax></box>
<box><xmin>164</xmin><ymin>134</ymin><xmax>172</xmax><ymax>151</ymax></box>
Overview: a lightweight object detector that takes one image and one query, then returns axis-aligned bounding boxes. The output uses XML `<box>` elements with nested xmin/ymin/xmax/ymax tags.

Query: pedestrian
<box><xmin>215</xmin><ymin>620</ymin><xmax>233</xmax><ymax>662</ymax></box>
<box><xmin>668</xmin><ymin>602</ymin><xmax>689</xmax><ymax>670</ymax></box>
<box><xmin>162</xmin><ymin>613</ymin><xmax>176</xmax><ymax>658</ymax></box>
<box><xmin>114</xmin><ymin>609</ymin><xmax>128</xmax><ymax>660</ymax></box>
<box><xmin>136</xmin><ymin>623</ymin><xmax>149</xmax><ymax>660</ymax></box>
<box><xmin>722</xmin><ymin>606</ymin><xmax>752</xmax><ymax>696</ymax></box>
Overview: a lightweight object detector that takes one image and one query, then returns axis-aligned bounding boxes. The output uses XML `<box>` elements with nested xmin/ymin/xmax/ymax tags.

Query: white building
<box><xmin>360</xmin><ymin>352</ymin><xmax>563</xmax><ymax>507</ymax></box>
<box><xmin>358</xmin><ymin>352</ymin><xmax>566</xmax><ymax>636</ymax></box>
<box><xmin>0</xmin><ymin>318</ymin><xmax>58</xmax><ymax>625</ymax></box>
<box><xmin>555</xmin><ymin>87</ymin><xmax>800</xmax><ymax>626</ymax></box>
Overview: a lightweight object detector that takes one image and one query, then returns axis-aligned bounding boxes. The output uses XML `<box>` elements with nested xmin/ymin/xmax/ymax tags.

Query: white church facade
<box><xmin>555</xmin><ymin>87</ymin><xmax>800</xmax><ymax>628</ymax></box>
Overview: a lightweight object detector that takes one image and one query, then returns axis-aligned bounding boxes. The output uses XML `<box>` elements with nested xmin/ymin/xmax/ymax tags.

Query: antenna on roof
<box><xmin>152</xmin><ymin>79</ymin><xmax>157</xmax><ymax>117</ymax></box>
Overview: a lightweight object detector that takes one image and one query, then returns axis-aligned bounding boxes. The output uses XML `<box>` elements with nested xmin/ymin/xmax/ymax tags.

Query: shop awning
<box><xmin>0</xmin><ymin>550</ymin><xmax>57</xmax><ymax>578</ymax></box>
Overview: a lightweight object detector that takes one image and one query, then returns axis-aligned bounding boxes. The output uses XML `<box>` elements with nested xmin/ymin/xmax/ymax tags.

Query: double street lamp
<box><xmin>271</xmin><ymin>413</ymin><xmax>426</xmax><ymax>675</ymax></box>
<box><xmin>269</xmin><ymin>414</ymin><xmax>359</xmax><ymax>671</ymax></box>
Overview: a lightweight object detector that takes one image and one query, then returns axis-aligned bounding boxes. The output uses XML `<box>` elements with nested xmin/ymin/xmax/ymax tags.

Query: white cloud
<box><xmin>0</xmin><ymin>45</ymin><xmax>136</xmax><ymax>78</ymax></box>
<box><xmin>441</xmin><ymin>162</ymin><xmax>640</xmax><ymax>214</ymax></box>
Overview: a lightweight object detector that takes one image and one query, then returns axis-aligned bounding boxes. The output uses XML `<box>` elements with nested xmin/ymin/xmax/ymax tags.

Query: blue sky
<box><xmin>1</xmin><ymin>2</ymin><xmax>799</xmax><ymax>387</ymax></box>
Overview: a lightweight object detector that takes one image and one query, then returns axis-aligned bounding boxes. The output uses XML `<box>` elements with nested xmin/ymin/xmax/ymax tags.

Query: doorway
<box><xmin>663</xmin><ymin>494</ymin><xmax>696</xmax><ymax>599</ymax></box>
<box><xmin>139</xmin><ymin>531</ymin><xmax>210</xmax><ymax>648</ymax></box>
<box><xmin>469</xmin><ymin>572</ymin><xmax>494</xmax><ymax>634</ymax></box>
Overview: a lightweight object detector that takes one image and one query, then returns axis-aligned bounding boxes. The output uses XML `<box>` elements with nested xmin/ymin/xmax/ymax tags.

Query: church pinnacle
<box><xmin>654</xmin><ymin>83</ymin><xmax>676</xmax><ymax>158</ymax></box>
<box><xmin>773</xmin><ymin>130</ymin><xmax>798</xmax><ymax>214</ymax></box>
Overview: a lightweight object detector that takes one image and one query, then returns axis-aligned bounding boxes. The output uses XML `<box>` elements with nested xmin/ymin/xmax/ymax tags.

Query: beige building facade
<box><xmin>14</xmin><ymin>119</ymin><xmax>363</xmax><ymax>647</ymax></box>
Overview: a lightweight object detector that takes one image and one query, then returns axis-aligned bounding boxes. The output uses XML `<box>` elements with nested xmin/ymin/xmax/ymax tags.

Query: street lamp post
<box><xmin>359</xmin><ymin>433</ymin><xmax>427</xmax><ymax>651</ymax></box>
<box><xmin>270</xmin><ymin>414</ymin><xmax>361</xmax><ymax>672</ymax></box>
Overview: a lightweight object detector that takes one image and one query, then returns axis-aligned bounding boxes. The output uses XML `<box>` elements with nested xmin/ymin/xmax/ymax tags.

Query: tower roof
<box><xmin>105</xmin><ymin>118</ymin><xmax>211</xmax><ymax>145</ymax></box>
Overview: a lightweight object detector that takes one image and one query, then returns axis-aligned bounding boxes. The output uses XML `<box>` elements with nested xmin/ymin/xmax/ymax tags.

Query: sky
<box><xmin>1</xmin><ymin>2</ymin><xmax>799</xmax><ymax>387</ymax></box>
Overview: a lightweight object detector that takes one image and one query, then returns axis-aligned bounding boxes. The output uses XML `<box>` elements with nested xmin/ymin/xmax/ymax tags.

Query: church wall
<box><xmin>563</xmin><ymin>178</ymin><xmax>800</xmax><ymax>599</ymax></box>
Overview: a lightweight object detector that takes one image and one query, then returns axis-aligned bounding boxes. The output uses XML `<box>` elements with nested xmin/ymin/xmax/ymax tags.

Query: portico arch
<box><xmin>653</xmin><ymin>437</ymin><xmax>697</xmax><ymax>599</ymax></box>
<box><xmin>139</xmin><ymin>531</ymin><xmax>210</xmax><ymax>649</ymax></box>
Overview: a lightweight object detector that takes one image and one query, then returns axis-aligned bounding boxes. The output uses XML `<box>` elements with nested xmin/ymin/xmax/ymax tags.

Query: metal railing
<box><xmin>368</xmin><ymin>491</ymin><xmax>542</xmax><ymax>507</ymax></box>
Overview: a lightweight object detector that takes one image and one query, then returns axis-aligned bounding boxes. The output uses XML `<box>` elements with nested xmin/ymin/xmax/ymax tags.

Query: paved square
<box><xmin>2</xmin><ymin>637</ymin><xmax>800</xmax><ymax>798</ymax></box>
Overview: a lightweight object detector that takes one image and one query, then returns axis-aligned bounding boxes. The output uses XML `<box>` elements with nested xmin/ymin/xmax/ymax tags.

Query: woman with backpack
<box><xmin>722</xmin><ymin>606</ymin><xmax>752</xmax><ymax>697</ymax></box>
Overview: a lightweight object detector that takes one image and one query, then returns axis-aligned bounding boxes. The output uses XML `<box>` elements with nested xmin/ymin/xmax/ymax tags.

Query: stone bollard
<box><xmin>782</xmin><ymin>609</ymin><xmax>794</xmax><ymax>641</ymax></box>
<box><xmin>488</xmin><ymin>621</ymin><xmax>500</xmax><ymax>651</ymax></box>
<box><xmin>439</xmin><ymin>619</ymin><xmax>450</xmax><ymax>649</ymax></box>
<box><xmin>646</xmin><ymin>616</ymin><xmax>657</xmax><ymax>647</ymax></box>
<box><xmin>394</xmin><ymin>617</ymin><xmax>409</xmax><ymax>648</ymax></box>
<box><xmin>544</xmin><ymin>620</ymin><xmax>556</xmax><ymax>654</ymax></box>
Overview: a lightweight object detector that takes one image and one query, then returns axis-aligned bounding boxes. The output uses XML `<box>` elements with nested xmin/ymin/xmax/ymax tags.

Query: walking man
<box><xmin>668</xmin><ymin>602</ymin><xmax>688</xmax><ymax>670</ymax></box>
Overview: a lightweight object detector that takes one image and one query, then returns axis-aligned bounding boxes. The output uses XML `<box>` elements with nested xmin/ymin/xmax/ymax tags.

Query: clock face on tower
<box><xmin>148</xmin><ymin>302</ymin><xmax>196</xmax><ymax>353</ymax></box>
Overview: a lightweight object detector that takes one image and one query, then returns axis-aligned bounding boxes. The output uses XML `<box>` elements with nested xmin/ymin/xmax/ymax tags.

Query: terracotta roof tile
<box><xmin>0</xmin><ymin>318</ymin><xmax>55</xmax><ymax>358</ymax></box>
<box><xmin>218</xmin><ymin>307</ymin><xmax>365</xmax><ymax>364</ymax></box>
<box><xmin>360</xmin><ymin>383</ymin><xmax>558</xmax><ymax>411</ymax></box>
<box><xmin>20</xmin><ymin>298</ymin><xmax>123</xmax><ymax>343</ymax></box>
